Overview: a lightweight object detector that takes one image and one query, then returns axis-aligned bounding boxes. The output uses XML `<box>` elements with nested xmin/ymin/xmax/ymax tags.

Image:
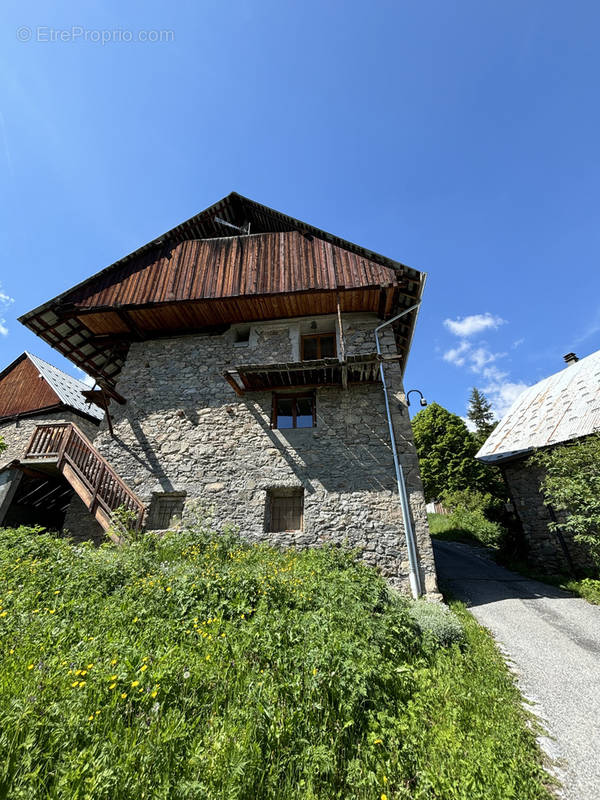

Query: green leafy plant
<box><xmin>408</xmin><ymin>599</ymin><xmax>465</xmax><ymax>647</ymax></box>
<box><xmin>530</xmin><ymin>434</ymin><xmax>600</xmax><ymax>569</ymax></box>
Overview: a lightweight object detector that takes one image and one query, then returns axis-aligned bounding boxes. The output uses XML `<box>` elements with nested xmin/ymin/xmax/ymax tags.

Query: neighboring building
<box><xmin>16</xmin><ymin>192</ymin><xmax>437</xmax><ymax>595</ymax></box>
<box><xmin>0</xmin><ymin>352</ymin><xmax>103</xmax><ymax>532</ymax></box>
<box><xmin>477</xmin><ymin>350</ymin><xmax>600</xmax><ymax>573</ymax></box>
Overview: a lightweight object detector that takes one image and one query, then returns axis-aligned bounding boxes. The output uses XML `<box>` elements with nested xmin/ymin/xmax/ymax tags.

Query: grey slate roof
<box><xmin>26</xmin><ymin>352</ymin><xmax>104</xmax><ymax>421</ymax></box>
<box><xmin>476</xmin><ymin>349</ymin><xmax>600</xmax><ymax>464</ymax></box>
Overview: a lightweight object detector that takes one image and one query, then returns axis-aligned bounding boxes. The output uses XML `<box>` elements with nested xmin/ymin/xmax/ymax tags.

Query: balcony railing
<box><xmin>24</xmin><ymin>423</ymin><xmax>145</xmax><ymax>529</ymax></box>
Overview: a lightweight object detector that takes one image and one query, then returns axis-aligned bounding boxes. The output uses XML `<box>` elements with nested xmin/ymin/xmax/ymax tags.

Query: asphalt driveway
<box><xmin>433</xmin><ymin>539</ymin><xmax>600</xmax><ymax>800</ymax></box>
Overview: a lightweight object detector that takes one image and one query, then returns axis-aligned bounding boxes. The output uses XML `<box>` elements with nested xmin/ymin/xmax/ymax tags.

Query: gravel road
<box><xmin>433</xmin><ymin>539</ymin><xmax>600</xmax><ymax>800</ymax></box>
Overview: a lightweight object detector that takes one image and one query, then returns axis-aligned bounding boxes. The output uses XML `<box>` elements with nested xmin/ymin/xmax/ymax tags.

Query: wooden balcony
<box><xmin>23</xmin><ymin>423</ymin><xmax>145</xmax><ymax>532</ymax></box>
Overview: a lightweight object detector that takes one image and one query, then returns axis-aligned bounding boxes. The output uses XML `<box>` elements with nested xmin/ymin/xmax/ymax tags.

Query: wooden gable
<box><xmin>0</xmin><ymin>355</ymin><xmax>62</xmax><ymax>419</ymax></box>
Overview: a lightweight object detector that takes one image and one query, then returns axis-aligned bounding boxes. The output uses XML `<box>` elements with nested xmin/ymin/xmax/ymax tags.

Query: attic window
<box><xmin>147</xmin><ymin>492</ymin><xmax>186</xmax><ymax>530</ymax></box>
<box><xmin>267</xmin><ymin>488</ymin><xmax>304</xmax><ymax>532</ymax></box>
<box><xmin>301</xmin><ymin>333</ymin><xmax>336</xmax><ymax>360</ymax></box>
<box><xmin>234</xmin><ymin>326</ymin><xmax>251</xmax><ymax>344</ymax></box>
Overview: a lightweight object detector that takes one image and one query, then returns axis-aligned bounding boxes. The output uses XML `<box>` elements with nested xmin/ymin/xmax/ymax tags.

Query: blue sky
<box><xmin>1</xmin><ymin>0</ymin><xmax>599</xmax><ymax>420</ymax></box>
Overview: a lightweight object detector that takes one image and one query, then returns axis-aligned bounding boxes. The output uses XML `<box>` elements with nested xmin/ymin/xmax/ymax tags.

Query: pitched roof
<box><xmin>19</xmin><ymin>193</ymin><xmax>426</xmax><ymax>388</ymax></box>
<box><xmin>0</xmin><ymin>352</ymin><xmax>103</xmax><ymax>422</ymax></box>
<box><xmin>476</xmin><ymin>350</ymin><xmax>600</xmax><ymax>464</ymax></box>
<box><xmin>26</xmin><ymin>353</ymin><xmax>104</xmax><ymax>420</ymax></box>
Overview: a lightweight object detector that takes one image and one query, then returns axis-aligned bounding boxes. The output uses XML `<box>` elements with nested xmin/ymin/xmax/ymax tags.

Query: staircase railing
<box><xmin>24</xmin><ymin>423</ymin><xmax>145</xmax><ymax>528</ymax></box>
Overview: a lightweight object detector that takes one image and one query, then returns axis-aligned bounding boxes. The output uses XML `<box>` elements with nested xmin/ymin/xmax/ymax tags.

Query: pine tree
<box><xmin>467</xmin><ymin>388</ymin><xmax>496</xmax><ymax>440</ymax></box>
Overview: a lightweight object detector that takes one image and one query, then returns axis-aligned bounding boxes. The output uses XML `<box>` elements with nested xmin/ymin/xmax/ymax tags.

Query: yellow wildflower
<box><xmin>71</xmin><ymin>681</ymin><xmax>79</xmax><ymax>687</ymax></box>
<box><xmin>54</xmin><ymin>590</ymin><xmax>60</xmax><ymax>595</ymax></box>
<box><xmin>88</xmin><ymin>714</ymin><xmax>94</xmax><ymax>721</ymax></box>
<box><xmin>121</xmin><ymin>692</ymin><xmax>127</xmax><ymax>699</ymax></box>
<box><xmin>111</xmin><ymin>658</ymin><xmax>117</xmax><ymax>665</ymax></box>
<box><xmin>78</xmin><ymin>681</ymin><xmax>86</xmax><ymax>687</ymax></box>
<box><xmin>381</xmin><ymin>795</ymin><xmax>388</xmax><ymax>800</ymax></box>
<box><xmin>374</xmin><ymin>739</ymin><xmax>382</xmax><ymax>745</ymax></box>
<box><xmin>0</xmin><ymin>611</ymin><xmax>7</xmax><ymax>618</ymax></box>
<box><xmin>140</xmin><ymin>664</ymin><xmax>148</xmax><ymax>672</ymax></box>
<box><xmin>109</xmin><ymin>683</ymin><xmax>117</xmax><ymax>690</ymax></box>
<box><xmin>151</xmin><ymin>690</ymin><xmax>158</xmax><ymax>698</ymax></box>
<box><xmin>87</xmin><ymin>663</ymin><xmax>93</xmax><ymax>669</ymax></box>
<box><xmin>27</xmin><ymin>664</ymin><xmax>34</xmax><ymax>670</ymax></box>
<box><xmin>131</xmin><ymin>680</ymin><xmax>139</xmax><ymax>687</ymax></box>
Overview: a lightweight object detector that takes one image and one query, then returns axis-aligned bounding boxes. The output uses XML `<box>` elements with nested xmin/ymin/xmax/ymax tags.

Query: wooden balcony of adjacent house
<box><xmin>20</xmin><ymin>423</ymin><xmax>145</xmax><ymax>534</ymax></box>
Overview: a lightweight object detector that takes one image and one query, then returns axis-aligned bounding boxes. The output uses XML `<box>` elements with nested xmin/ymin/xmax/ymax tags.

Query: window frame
<box><xmin>271</xmin><ymin>391</ymin><xmax>316</xmax><ymax>429</ymax></box>
<box><xmin>300</xmin><ymin>332</ymin><xmax>337</xmax><ymax>361</ymax></box>
<box><xmin>267</xmin><ymin>488</ymin><xmax>304</xmax><ymax>532</ymax></box>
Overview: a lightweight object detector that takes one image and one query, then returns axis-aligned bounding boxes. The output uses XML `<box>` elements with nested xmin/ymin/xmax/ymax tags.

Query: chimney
<box><xmin>563</xmin><ymin>352</ymin><xmax>579</xmax><ymax>366</ymax></box>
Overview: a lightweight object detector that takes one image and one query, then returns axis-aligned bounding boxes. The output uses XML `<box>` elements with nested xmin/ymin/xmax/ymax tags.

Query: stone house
<box><xmin>15</xmin><ymin>193</ymin><xmax>437</xmax><ymax>596</ymax></box>
<box><xmin>477</xmin><ymin>350</ymin><xmax>600</xmax><ymax>573</ymax></box>
<box><xmin>0</xmin><ymin>352</ymin><xmax>103</xmax><ymax>530</ymax></box>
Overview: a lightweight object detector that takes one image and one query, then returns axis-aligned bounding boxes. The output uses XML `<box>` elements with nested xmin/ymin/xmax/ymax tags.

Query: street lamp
<box><xmin>406</xmin><ymin>389</ymin><xmax>427</xmax><ymax>408</ymax></box>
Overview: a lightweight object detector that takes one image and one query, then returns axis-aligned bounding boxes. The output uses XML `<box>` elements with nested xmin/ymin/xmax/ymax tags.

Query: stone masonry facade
<box><xmin>503</xmin><ymin>460</ymin><xmax>594</xmax><ymax>574</ymax></box>
<box><xmin>69</xmin><ymin>313</ymin><xmax>437</xmax><ymax>594</ymax></box>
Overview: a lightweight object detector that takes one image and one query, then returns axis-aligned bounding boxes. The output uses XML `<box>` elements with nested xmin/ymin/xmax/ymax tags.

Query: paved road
<box><xmin>433</xmin><ymin>539</ymin><xmax>600</xmax><ymax>800</ymax></box>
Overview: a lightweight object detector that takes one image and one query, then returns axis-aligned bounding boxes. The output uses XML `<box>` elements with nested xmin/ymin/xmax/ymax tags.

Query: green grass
<box><xmin>0</xmin><ymin>524</ymin><xmax>552</xmax><ymax>799</ymax></box>
<box><xmin>427</xmin><ymin>512</ymin><xmax>493</xmax><ymax>547</ymax></box>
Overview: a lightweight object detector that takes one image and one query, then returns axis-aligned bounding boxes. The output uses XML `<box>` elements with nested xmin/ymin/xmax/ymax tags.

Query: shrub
<box><xmin>408</xmin><ymin>599</ymin><xmax>465</xmax><ymax>647</ymax></box>
<box><xmin>530</xmin><ymin>434</ymin><xmax>600</xmax><ymax>570</ymax></box>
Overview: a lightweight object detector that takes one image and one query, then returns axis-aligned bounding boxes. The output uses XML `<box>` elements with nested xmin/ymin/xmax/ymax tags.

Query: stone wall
<box><xmin>503</xmin><ymin>460</ymin><xmax>594</xmax><ymax>573</ymax></box>
<box><xmin>79</xmin><ymin>313</ymin><xmax>437</xmax><ymax>594</ymax></box>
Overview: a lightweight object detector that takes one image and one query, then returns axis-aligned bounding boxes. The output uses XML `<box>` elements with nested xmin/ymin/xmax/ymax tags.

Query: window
<box><xmin>301</xmin><ymin>332</ymin><xmax>336</xmax><ymax>360</ymax></box>
<box><xmin>268</xmin><ymin>488</ymin><xmax>304</xmax><ymax>532</ymax></box>
<box><xmin>234</xmin><ymin>325</ymin><xmax>251</xmax><ymax>344</ymax></box>
<box><xmin>147</xmin><ymin>493</ymin><xmax>186</xmax><ymax>530</ymax></box>
<box><xmin>272</xmin><ymin>392</ymin><xmax>315</xmax><ymax>429</ymax></box>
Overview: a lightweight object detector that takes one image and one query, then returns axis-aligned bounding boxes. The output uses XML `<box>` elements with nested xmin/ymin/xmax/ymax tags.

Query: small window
<box><xmin>272</xmin><ymin>393</ymin><xmax>316</xmax><ymax>429</ymax></box>
<box><xmin>301</xmin><ymin>333</ymin><xmax>336</xmax><ymax>360</ymax></box>
<box><xmin>234</xmin><ymin>325</ymin><xmax>251</xmax><ymax>344</ymax></box>
<box><xmin>268</xmin><ymin>488</ymin><xmax>304</xmax><ymax>532</ymax></box>
<box><xmin>147</xmin><ymin>493</ymin><xmax>186</xmax><ymax>530</ymax></box>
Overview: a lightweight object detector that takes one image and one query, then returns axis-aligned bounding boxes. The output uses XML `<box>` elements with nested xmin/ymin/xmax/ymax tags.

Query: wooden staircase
<box><xmin>23</xmin><ymin>423</ymin><xmax>145</xmax><ymax>532</ymax></box>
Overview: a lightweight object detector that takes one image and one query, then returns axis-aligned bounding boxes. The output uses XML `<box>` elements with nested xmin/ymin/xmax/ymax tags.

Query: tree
<box><xmin>467</xmin><ymin>388</ymin><xmax>496</xmax><ymax>442</ymax></box>
<box><xmin>530</xmin><ymin>434</ymin><xmax>600</xmax><ymax>568</ymax></box>
<box><xmin>412</xmin><ymin>403</ymin><xmax>487</xmax><ymax>501</ymax></box>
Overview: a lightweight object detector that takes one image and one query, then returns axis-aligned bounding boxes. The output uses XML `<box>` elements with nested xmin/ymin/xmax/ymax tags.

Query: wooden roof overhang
<box><xmin>20</xmin><ymin>194</ymin><xmax>426</xmax><ymax>389</ymax></box>
<box><xmin>224</xmin><ymin>353</ymin><xmax>401</xmax><ymax>395</ymax></box>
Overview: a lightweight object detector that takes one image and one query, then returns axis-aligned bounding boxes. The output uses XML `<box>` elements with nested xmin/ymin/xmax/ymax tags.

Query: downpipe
<box><xmin>374</xmin><ymin>304</ymin><xmax>423</xmax><ymax>598</ymax></box>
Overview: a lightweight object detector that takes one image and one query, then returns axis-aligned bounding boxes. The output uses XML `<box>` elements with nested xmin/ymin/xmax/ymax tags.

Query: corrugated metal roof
<box><xmin>26</xmin><ymin>353</ymin><xmax>104</xmax><ymax>421</ymax></box>
<box><xmin>477</xmin><ymin>350</ymin><xmax>600</xmax><ymax>463</ymax></box>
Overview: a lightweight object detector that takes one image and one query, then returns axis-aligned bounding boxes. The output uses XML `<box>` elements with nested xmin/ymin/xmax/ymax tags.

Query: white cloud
<box><xmin>0</xmin><ymin>283</ymin><xmax>14</xmax><ymax>337</ymax></box>
<box><xmin>443</xmin><ymin>340</ymin><xmax>470</xmax><ymax>366</ymax></box>
<box><xmin>481</xmin><ymin>366</ymin><xmax>529</xmax><ymax>417</ymax></box>
<box><xmin>444</xmin><ymin>313</ymin><xmax>506</xmax><ymax>338</ymax></box>
<box><xmin>512</xmin><ymin>337</ymin><xmax>525</xmax><ymax>349</ymax></box>
<box><xmin>461</xmin><ymin>415</ymin><xmax>477</xmax><ymax>432</ymax></box>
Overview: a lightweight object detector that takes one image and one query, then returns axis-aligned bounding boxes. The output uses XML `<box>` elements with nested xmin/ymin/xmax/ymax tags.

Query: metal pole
<box><xmin>374</xmin><ymin>303</ymin><xmax>423</xmax><ymax>598</ymax></box>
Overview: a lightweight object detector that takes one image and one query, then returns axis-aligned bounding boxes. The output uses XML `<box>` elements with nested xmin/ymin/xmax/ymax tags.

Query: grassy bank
<box><xmin>0</xmin><ymin>525</ymin><xmax>551</xmax><ymax>799</ymax></box>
